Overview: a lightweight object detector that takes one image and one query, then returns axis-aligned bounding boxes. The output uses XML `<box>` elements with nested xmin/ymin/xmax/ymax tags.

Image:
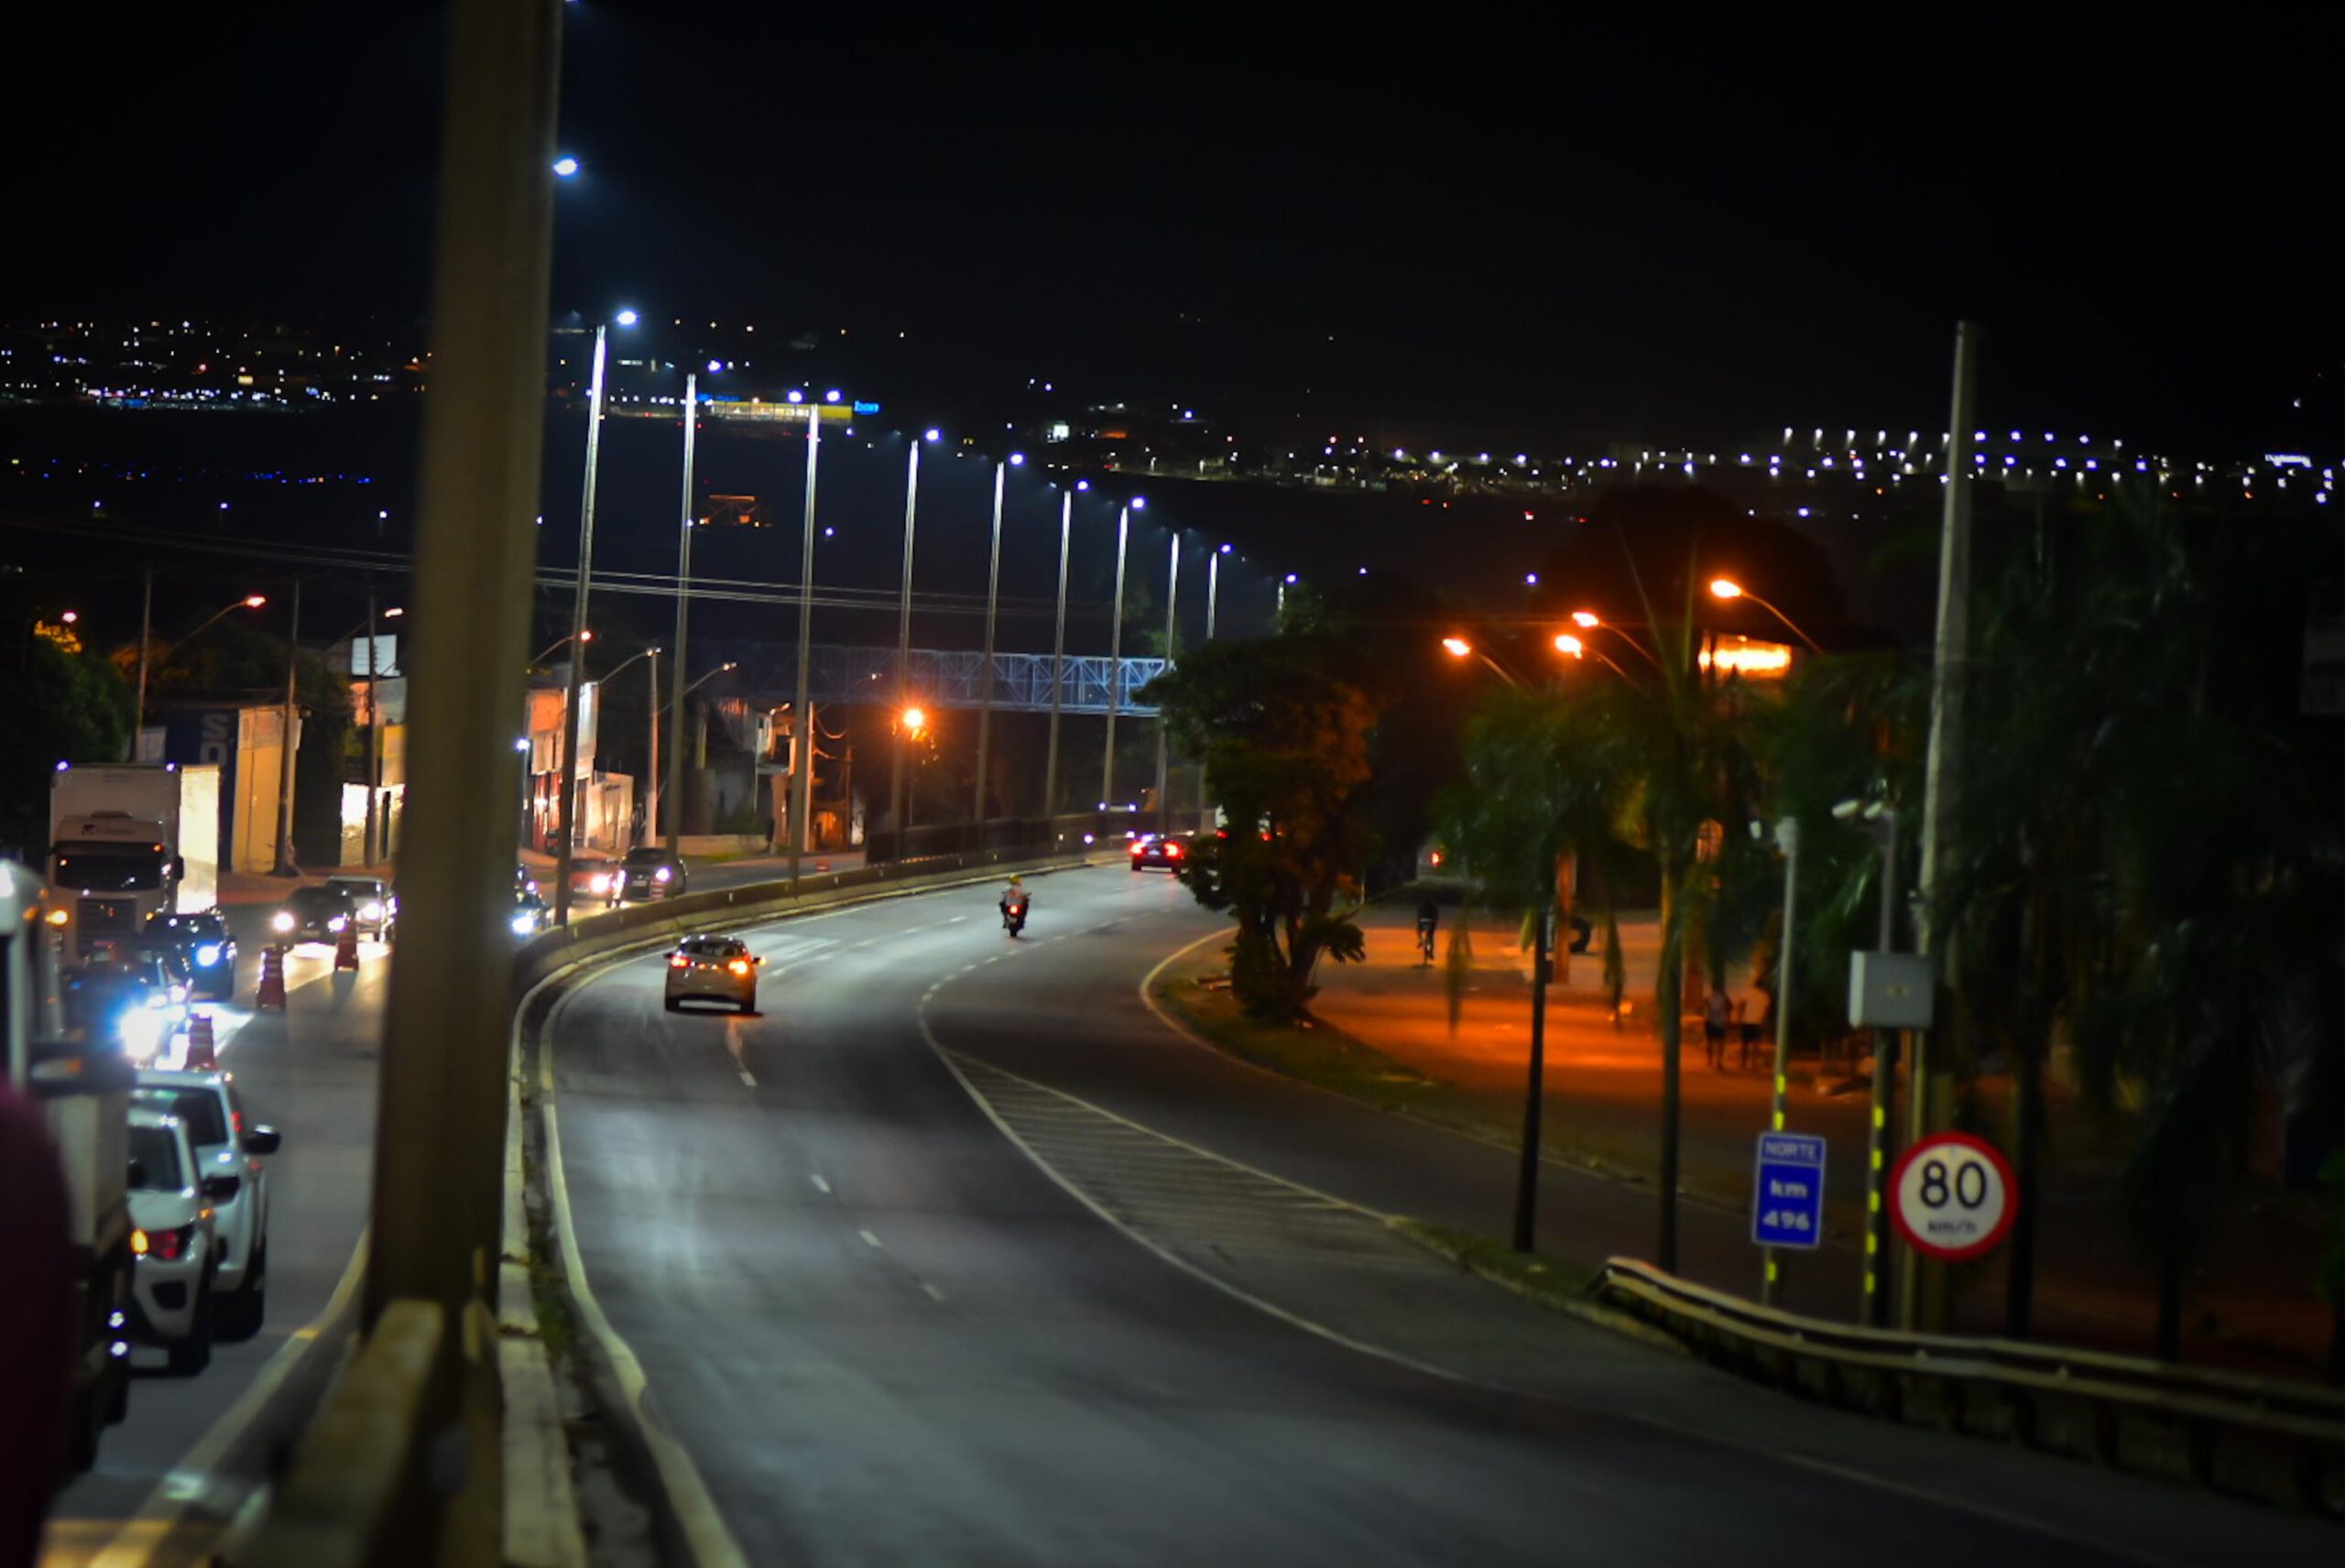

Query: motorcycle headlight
<box><xmin>195</xmin><ymin>942</ymin><xmax>224</xmax><ymax>967</ymax></box>
<box><xmin>511</xmin><ymin>912</ymin><xmax>539</xmax><ymax>936</ymax></box>
<box><xmin>271</xmin><ymin>911</ymin><xmax>295</xmax><ymax>933</ymax></box>
<box><xmin>360</xmin><ymin>901</ymin><xmax>384</xmax><ymax>921</ymax></box>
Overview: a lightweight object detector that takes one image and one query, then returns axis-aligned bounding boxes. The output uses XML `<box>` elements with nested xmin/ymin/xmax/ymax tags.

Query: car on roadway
<box><xmin>510</xmin><ymin>887</ymin><xmax>551</xmax><ymax>939</ymax></box>
<box><xmin>65</xmin><ymin>949</ymin><xmax>191</xmax><ymax>1063</ymax></box>
<box><xmin>1129</xmin><ymin>833</ymin><xmax>1192</xmax><ymax>873</ymax></box>
<box><xmin>324</xmin><ymin>874</ymin><xmax>398</xmax><ymax>939</ymax></box>
<box><xmin>133</xmin><ymin>1068</ymin><xmax>280</xmax><ymax>1340</ymax></box>
<box><xmin>663</xmin><ymin>934</ymin><xmax>760</xmax><ymax>1013</ymax></box>
<box><xmin>270</xmin><ymin>884</ymin><xmax>357</xmax><ymax>946</ymax></box>
<box><xmin>141</xmin><ymin>909</ymin><xmax>239</xmax><ymax>1000</ymax></box>
<box><xmin>619</xmin><ymin>847</ymin><xmax>689</xmax><ymax>901</ymax></box>
<box><xmin>568</xmin><ymin>853</ymin><xmax>622</xmax><ymax>909</ymax></box>
<box><xmin>125</xmin><ymin>1103</ymin><xmax>224</xmax><ymax>1374</ymax></box>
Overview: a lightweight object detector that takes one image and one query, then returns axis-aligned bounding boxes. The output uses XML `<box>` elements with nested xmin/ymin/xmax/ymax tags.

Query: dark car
<box><xmin>268</xmin><ymin>885</ymin><xmax>356</xmax><ymax>946</ymax></box>
<box><xmin>1129</xmin><ymin>834</ymin><xmax>1192</xmax><ymax>873</ymax></box>
<box><xmin>620</xmin><ymin>847</ymin><xmax>688</xmax><ymax>901</ymax></box>
<box><xmin>139</xmin><ymin>910</ymin><xmax>237</xmax><ymax>1001</ymax></box>
<box><xmin>64</xmin><ymin>949</ymin><xmax>190</xmax><ymax>1062</ymax></box>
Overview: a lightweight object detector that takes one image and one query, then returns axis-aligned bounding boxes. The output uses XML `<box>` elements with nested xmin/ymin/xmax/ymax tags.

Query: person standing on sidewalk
<box><xmin>1703</xmin><ymin>986</ymin><xmax>1733</xmax><ymax>1071</ymax></box>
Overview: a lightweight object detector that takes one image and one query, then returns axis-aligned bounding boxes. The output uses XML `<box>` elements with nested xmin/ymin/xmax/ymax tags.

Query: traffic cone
<box><xmin>333</xmin><ymin>923</ymin><xmax>360</xmax><ymax>973</ymax></box>
<box><xmin>185</xmin><ymin>1012</ymin><xmax>217</xmax><ymax>1069</ymax></box>
<box><xmin>256</xmin><ymin>945</ymin><xmax>288</xmax><ymax>1011</ymax></box>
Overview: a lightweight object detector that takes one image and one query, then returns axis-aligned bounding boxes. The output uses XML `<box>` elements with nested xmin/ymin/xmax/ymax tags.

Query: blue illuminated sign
<box><xmin>853</xmin><ymin>400</ymin><xmax>881</xmax><ymax>416</ymax></box>
<box><xmin>1751</xmin><ymin>1132</ymin><xmax>1827</xmax><ymax>1250</ymax></box>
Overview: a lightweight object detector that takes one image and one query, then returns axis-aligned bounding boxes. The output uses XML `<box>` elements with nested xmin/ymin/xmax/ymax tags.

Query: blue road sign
<box><xmin>1751</xmin><ymin>1131</ymin><xmax>1827</xmax><ymax>1250</ymax></box>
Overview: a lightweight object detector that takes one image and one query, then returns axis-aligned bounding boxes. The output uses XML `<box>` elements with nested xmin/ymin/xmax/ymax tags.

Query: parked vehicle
<box><xmin>49</xmin><ymin>763</ymin><xmax>222</xmax><ymax>962</ymax></box>
<box><xmin>568</xmin><ymin>854</ymin><xmax>622</xmax><ymax>909</ymax></box>
<box><xmin>663</xmin><ymin>934</ymin><xmax>759</xmax><ymax>1012</ymax></box>
<box><xmin>125</xmin><ymin>1104</ymin><xmax>223</xmax><ymax>1375</ymax></box>
<box><xmin>133</xmin><ymin>1068</ymin><xmax>279</xmax><ymax>1340</ymax></box>
<box><xmin>4</xmin><ymin>860</ymin><xmax>137</xmax><ymax>1467</ymax></box>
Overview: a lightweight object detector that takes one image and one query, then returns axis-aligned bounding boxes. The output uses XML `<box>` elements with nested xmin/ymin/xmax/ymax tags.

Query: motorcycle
<box><xmin>1000</xmin><ymin>895</ymin><xmax>1030</xmax><ymax>937</ymax></box>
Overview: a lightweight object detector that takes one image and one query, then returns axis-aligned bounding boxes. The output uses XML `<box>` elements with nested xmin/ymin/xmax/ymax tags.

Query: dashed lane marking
<box><xmin>811</xmin><ymin>1173</ymin><xmax>832</xmax><ymax>1194</ymax></box>
<box><xmin>858</xmin><ymin>1229</ymin><xmax>884</xmax><ymax>1249</ymax></box>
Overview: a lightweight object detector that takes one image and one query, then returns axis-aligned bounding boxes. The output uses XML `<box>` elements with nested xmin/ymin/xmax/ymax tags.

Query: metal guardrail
<box><xmin>1590</xmin><ymin>1258</ymin><xmax>2345</xmax><ymax>1517</ymax></box>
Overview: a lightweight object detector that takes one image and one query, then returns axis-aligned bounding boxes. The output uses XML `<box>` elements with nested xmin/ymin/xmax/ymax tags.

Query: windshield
<box><xmin>128</xmin><ymin>1125</ymin><xmax>184</xmax><ymax>1190</ymax></box>
<box><xmin>626</xmin><ymin>850</ymin><xmax>670</xmax><ymax>866</ymax></box>
<box><xmin>52</xmin><ymin>848</ymin><xmax>167</xmax><ymax>892</ymax></box>
<box><xmin>137</xmin><ymin>1086</ymin><xmax>229</xmax><ymax>1147</ymax></box>
<box><xmin>289</xmin><ymin>887</ymin><xmax>350</xmax><ymax>913</ymax></box>
<box><xmin>147</xmin><ymin>914</ymin><xmax>226</xmax><ymax>941</ymax></box>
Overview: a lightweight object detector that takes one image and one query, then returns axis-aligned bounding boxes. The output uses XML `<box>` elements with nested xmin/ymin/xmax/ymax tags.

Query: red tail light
<box><xmin>134</xmin><ymin>1224</ymin><xmax>197</xmax><ymax>1263</ymax></box>
<box><xmin>668</xmin><ymin>954</ymin><xmax>689</xmax><ymax>968</ymax></box>
<box><xmin>1129</xmin><ymin>843</ymin><xmax>1144</xmax><ymax>855</ymax></box>
<box><xmin>1165</xmin><ymin>842</ymin><xmax>1183</xmax><ymax>858</ymax></box>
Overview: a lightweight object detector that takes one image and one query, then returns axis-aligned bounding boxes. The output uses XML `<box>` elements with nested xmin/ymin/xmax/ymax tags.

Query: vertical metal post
<box><xmin>973</xmin><ymin>462</ymin><xmax>1005</xmax><ymax>839</ymax></box>
<box><xmin>1904</xmin><ymin>321</ymin><xmax>1979</xmax><ymax>1332</ymax></box>
<box><xmin>1205</xmin><ymin>547</ymin><xmax>1221</xmax><ymax>641</ymax></box>
<box><xmin>364</xmin><ymin>584</ymin><xmax>381</xmax><ymax>864</ymax></box>
<box><xmin>1154</xmin><ymin>532</ymin><xmax>1178</xmax><ymax>835</ymax></box>
<box><xmin>1762</xmin><ymin>816</ymin><xmax>1800</xmax><ymax>1308</ymax></box>
<box><xmin>1863</xmin><ymin>809</ymin><xmax>1902</xmax><ymax>1325</ymax></box>
<box><xmin>273</xmin><ymin>579</ymin><xmax>301</xmax><ymax>875</ymax></box>
<box><xmin>643</xmin><ymin>648</ymin><xmax>658</xmax><ymax>850</ymax></box>
<box><xmin>789</xmin><ymin>405</ymin><xmax>820</xmax><ymax>883</ymax></box>
<box><xmin>130</xmin><ymin>565</ymin><xmax>153</xmax><ymax>759</ymax></box>
<box><xmin>891</xmin><ymin>439</ymin><xmax>921</xmax><ymax>855</ymax></box>
<box><xmin>1102</xmin><ymin>505</ymin><xmax>1129</xmax><ymax>812</ymax></box>
<box><xmin>553</xmin><ymin>322</ymin><xmax>608</xmax><ymax>923</ymax></box>
<box><xmin>664</xmin><ymin>371</ymin><xmax>695</xmax><ymax>850</ymax></box>
<box><xmin>1042</xmin><ymin>491</ymin><xmax>1071</xmax><ymax>826</ymax></box>
<box><xmin>371</xmin><ymin>0</ymin><xmax>562</xmax><ymax>1326</ymax></box>
<box><xmin>1511</xmin><ymin>899</ymin><xmax>1554</xmax><ymax>1252</ymax></box>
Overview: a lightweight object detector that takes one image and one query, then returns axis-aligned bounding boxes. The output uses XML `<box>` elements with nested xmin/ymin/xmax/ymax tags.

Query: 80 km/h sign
<box><xmin>1889</xmin><ymin>1132</ymin><xmax>2017</xmax><ymax>1262</ymax></box>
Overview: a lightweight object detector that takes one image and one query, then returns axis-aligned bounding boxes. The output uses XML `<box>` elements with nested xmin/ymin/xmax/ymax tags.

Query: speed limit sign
<box><xmin>1889</xmin><ymin>1132</ymin><xmax>2017</xmax><ymax>1262</ymax></box>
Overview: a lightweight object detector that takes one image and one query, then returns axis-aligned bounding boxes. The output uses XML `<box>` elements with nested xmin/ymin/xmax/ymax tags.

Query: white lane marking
<box><xmin>857</xmin><ymin>1229</ymin><xmax>883</xmax><ymax>1249</ymax></box>
<box><xmin>945</xmin><ymin>915</ymin><xmax>969</xmax><ymax>924</ymax></box>
<box><xmin>921</xmin><ymin>1281</ymin><xmax>947</xmax><ymax>1302</ymax></box>
<box><xmin>737</xmin><ymin>1069</ymin><xmax>757</xmax><ymax>1088</ymax></box>
<box><xmin>811</xmin><ymin>1173</ymin><xmax>832</xmax><ymax>1194</ymax></box>
<box><xmin>87</xmin><ymin>1231</ymin><xmax>370</xmax><ymax>1568</ymax></box>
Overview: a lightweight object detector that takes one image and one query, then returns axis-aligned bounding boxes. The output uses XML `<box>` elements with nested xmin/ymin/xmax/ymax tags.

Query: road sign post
<box><xmin>1751</xmin><ymin>1131</ymin><xmax>1827</xmax><ymax>1260</ymax></box>
<box><xmin>1889</xmin><ymin>1131</ymin><xmax>2016</xmax><ymax>1264</ymax></box>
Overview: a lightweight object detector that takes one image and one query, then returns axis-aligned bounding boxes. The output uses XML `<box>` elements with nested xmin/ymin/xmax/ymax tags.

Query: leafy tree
<box><xmin>1141</xmin><ymin>634</ymin><xmax>1383</xmax><ymax>1020</ymax></box>
<box><xmin>0</xmin><ymin>635</ymin><xmax>136</xmax><ymax>855</ymax></box>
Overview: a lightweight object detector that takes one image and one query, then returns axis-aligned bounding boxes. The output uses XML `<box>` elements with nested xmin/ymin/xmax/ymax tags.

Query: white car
<box><xmin>134</xmin><ymin>1068</ymin><xmax>280</xmax><ymax>1340</ymax></box>
<box><xmin>126</xmin><ymin>1105</ymin><xmax>224</xmax><ymax>1375</ymax></box>
<box><xmin>663</xmin><ymin>934</ymin><xmax>761</xmax><ymax>1012</ymax></box>
<box><xmin>324</xmin><ymin>874</ymin><xmax>398</xmax><ymax>939</ymax></box>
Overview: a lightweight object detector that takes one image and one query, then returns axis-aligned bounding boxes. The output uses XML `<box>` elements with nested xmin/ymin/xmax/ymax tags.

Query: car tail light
<box><xmin>1129</xmin><ymin>843</ymin><xmax>1144</xmax><ymax>855</ymax></box>
<box><xmin>1165</xmin><ymin>843</ymin><xmax>1183</xmax><ymax>858</ymax></box>
<box><xmin>668</xmin><ymin>954</ymin><xmax>689</xmax><ymax>968</ymax></box>
<box><xmin>134</xmin><ymin>1224</ymin><xmax>197</xmax><ymax>1263</ymax></box>
<box><xmin>726</xmin><ymin>959</ymin><xmax>752</xmax><ymax>977</ymax></box>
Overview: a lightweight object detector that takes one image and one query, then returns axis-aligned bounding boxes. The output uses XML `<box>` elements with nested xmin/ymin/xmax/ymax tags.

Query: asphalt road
<box><xmin>548</xmin><ymin>867</ymin><xmax>2328</xmax><ymax>1566</ymax></box>
<box><xmin>39</xmin><ymin>911</ymin><xmax>386</xmax><ymax>1568</ymax></box>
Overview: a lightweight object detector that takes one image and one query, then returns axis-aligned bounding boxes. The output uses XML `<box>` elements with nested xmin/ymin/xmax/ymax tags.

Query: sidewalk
<box><xmin>1297</xmin><ymin>902</ymin><xmax>2330</xmax><ymax>1377</ymax></box>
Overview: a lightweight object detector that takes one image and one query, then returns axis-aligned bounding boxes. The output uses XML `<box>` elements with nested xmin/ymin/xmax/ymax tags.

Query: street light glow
<box><xmin>1441</xmin><ymin>637</ymin><xmax>1473</xmax><ymax>659</ymax></box>
<box><xmin>902</xmin><ymin>706</ymin><xmax>926</xmax><ymax>734</ymax></box>
<box><xmin>1708</xmin><ymin>577</ymin><xmax>1745</xmax><ymax>600</ymax></box>
<box><xmin>1571</xmin><ymin>610</ymin><xmax>1600</xmax><ymax>627</ymax></box>
<box><xmin>551</xmin><ymin>156</ymin><xmax>579</xmax><ymax>178</ymax></box>
<box><xmin>1009</xmin><ymin>452</ymin><xmax>1025</xmax><ymax>466</ymax></box>
<box><xmin>615</xmin><ymin>309</ymin><xmax>639</xmax><ymax>327</ymax></box>
<box><xmin>1554</xmin><ymin>634</ymin><xmax>1586</xmax><ymax>658</ymax></box>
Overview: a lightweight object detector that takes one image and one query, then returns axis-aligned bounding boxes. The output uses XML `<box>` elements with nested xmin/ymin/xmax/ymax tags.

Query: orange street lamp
<box><xmin>1553</xmin><ymin>632</ymin><xmax>1634</xmax><ymax>681</ymax></box>
<box><xmin>1440</xmin><ymin>636</ymin><xmax>1525</xmax><ymax>691</ymax></box>
<box><xmin>902</xmin><ymin>705</ymin><xmax>927</xmax><ymax>735</ymax></box>
<box><xmin>1708</xmin><ymin>578</ymin><xmax>1823</xmax><ymax>653</ymax></box>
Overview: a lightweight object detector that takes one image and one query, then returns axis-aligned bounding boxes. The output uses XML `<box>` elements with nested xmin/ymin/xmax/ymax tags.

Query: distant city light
<box><xmin>615</xmin><ymin>310</ymin><xmax>638</xmax><ymax>327</ymax></box>
<box><xmin>1524</xmin><ymin>572</ymin><xmax>1539</xmax><ymax>586</ymax></box>
<box><xmin>551</xmin><ymin>156</ymin><xmax>579</xmax><ymax>178</ymax></box>
<box><xmin>823</xmin><ymin>389</ymin><xmax>842</xmax><ymax>403</ymax></box>
<box><xmin>707</xmin><ymin>360</ymin><xmax>724</xmax><ymax>373</ymax></box>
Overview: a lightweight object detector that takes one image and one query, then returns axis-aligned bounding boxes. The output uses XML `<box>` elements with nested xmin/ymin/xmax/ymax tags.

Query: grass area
<box><xmin>1390</xmin><ymin>1216</ymin><xmax>1598</xmax><ymax>1299</ymax></box>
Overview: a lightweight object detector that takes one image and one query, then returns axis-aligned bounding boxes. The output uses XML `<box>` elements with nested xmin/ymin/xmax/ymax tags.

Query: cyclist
<box><xmin>1414</xmin><ymin>896</ymin><xmax>1440</xmax><ymax>965</ymax></box>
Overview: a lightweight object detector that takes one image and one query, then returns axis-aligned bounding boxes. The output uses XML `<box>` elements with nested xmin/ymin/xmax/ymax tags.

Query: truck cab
<box><xmin>49</xmin><ymin>764</ymin><xmax>221</xmax><ymax>963</ymax></box>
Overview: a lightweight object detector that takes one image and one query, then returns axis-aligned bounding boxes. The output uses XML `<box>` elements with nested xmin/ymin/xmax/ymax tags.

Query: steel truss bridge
<box><xmin>697</xmin><ymin>643</ymin><xmax>1168</xmax><ymax>716</ymax></box>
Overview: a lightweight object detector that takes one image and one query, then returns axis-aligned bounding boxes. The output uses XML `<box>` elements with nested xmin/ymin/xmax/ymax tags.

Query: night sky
<box><xmin>7</xmin><ymin>5</ymin><xmax>2338</xmax><ymax>450</ymax></box>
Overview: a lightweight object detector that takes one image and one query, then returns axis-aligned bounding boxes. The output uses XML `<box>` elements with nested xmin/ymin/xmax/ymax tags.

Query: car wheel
<box><xmin>219</xmin><ymin>1245</ymin><xmax>267</xmax><ymax>1342</ymax></box>
<box><xmin>663</xmin><ymin>996</ymin><xmax>681</xmax><ymax>1013</ymax></box>
<box><xmin>739</xmin><ymin>993</ymin><xmax>756</xmax><ymax>1014</ymax></box>
<box><xmin>167</xmin><ymin>1273</ymin><xmax>216</xmax><ymax>1377</ymax></box>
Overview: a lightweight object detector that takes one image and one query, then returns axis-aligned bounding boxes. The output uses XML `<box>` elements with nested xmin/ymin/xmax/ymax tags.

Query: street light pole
<box><xmin>364</xmin><ymin>584</ymin><xmax>381</xmax><ymax>864</ymax></box>
<box><xmin>1206</xmin><ymin>544</ymin><xmax>1226</xmax><ymax>641</ymax></box>
<box><xmin>1042</xmin><ymin>488</ymin><xmax>1073</xmax><ymax>828</ymax></box>
<box><xmin>891</xmin><ymin>434</ymin><xmax>929</xmax><ymax>855</ymax></box>
<box><xmin>129</xmin><ymin>565</ymin><xmax>153</xmax><ymax>760</ymax></box>
<box><xmin>789</xmin><ymin>404</ymin><xmax>821</xmax><ymax>885</ymax></box>
<box><xmin>1511</xmin><ymin>898</ymin><xmax>1554</xmax><ymax>1252</ymax></box>
<box><xmin>1762</xmin><ymin>816</ymin><xmax>1801</xmax><ymax>1308</ymax></box>
<box><xmin>973</xmin><ymin>457</ymin><xmax>1009</xmax><ymax>840</ymax></box>
<box><xmin>643</xmin><ymin>648</ymin><xmax>658</xmax><ymax>854</ymax></box>
<box><xmin>272</xmin><ymin>579</ymin><xmax>301</xmax><ymax>876</ymax></box>
<box><xmin>1856</xmin><ymin>803</ymin><xmax>1902</xmax><ymax>1325</ymax></box>
<box><xmin>1154</xmin><ymin>531</ymin><xmax>1179</xmax><ymax>835</ymax></box>
<box><xmin>1102</xmin><ymin>501</ymin><xmax>1132</xmax><ymax>812</ymax></box>
<box><xmin>664</xmin><ymin>370</ymin><xmax>696</xmax><ymax>850</ymax></box>
<box><xmin>554</xmin><ymin>321</ymin><xmax>610</xmax><ymax>924</ymax></box>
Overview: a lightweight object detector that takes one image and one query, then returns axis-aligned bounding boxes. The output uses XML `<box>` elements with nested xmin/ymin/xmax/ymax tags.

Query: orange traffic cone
<box><xmin>333</xmin><ymin>923</ymin><xmax>360</xmax><ymax>973</ymax></box>
<box><xmin>256</xmin><ymin>945</ymin><xmax>288</xmax><ymax>1011</ymax></box>
<box><xmin>185</xmin><ymin>1011</ymin><xmax>217</xmax><ymax>1069</ymax></box>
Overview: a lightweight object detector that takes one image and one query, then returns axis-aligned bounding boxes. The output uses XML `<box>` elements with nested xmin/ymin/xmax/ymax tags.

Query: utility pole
<box><xmin>789</xmin><ymin>405</ymin><xmax>820</xmax><ymax>885</ymax></box>
<box><xmin>370</xmin><ymin>0</ymin><xmax>560</xmax><ymax>1328</ymax></box>
<box><xmin>1905</xmin><ymin>320</ymin><xmax>1980</xmax><ymax>1334</ymax></box>
<box><xmin>1761</xmin><ymin>817</ymin><xmax>1800</xmax><ymax>1308</ymax></box>
<box><xmin>665</xmin><ymin>371</ymin><xmax>696</xmax><ymax>850</ymax></box>
<box><xmin>1153</xmin><ymin>532</ymin><xmax>1179</xmax><ymax>836</ymax></box>
<box><xmin>272</xmin><ymin>579</ymin><xmax>301</xmax><ymax>876</ymax></box>
<box><xmin>129</xmin><ymin>565</ymin><xmax>153</xmax><ymax>761</ymax></box>
<box><xmin>1042</xmin><ymin>490</ymin><xmax>1072</xmax><ymax>829</ymax></box>
<box><xmin>1861</xmin><ymin>807</ymin><xmax>1902</xmax><ymax>1326</ymax></box>
<box><xmin>1102</xmin><ymin>504</ymin><xmax>1130</xmax><ymax>813</ymax></box>
<box><xmin>1511</xmin><ymin>899</ymin><xmax>1554</xmax><ymax>1252</ymax></box>
<box><xmin>364</xmin><ymin>583</ymin><xmax>383</xmax><ymax>865</ymax></box>
<box><xmin>553</xmin><ymin>321</ymin><xmax>610</xmax><ymax>923</ymax></box>
<box><xmin>973</xmin><ymin>460</ymin><xmax>1006</xmax><ymax>840</ymax></box>
<box><xmin>891</xmin><ymin>436</ymin><xmax>923</xmax><ymax>856</ymax></box>
<box><xmin>643</xmin><ymin>648</ymin><xmax>658</xmax><ymax>851</ymax></box>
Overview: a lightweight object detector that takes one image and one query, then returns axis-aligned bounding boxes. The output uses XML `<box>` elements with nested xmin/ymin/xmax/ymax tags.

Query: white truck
<box><xmin>2</xmin><ymin>859</ymin><xmax>136</xmax><ymax>1471</ymax></box>
<box><xmin>49</xmin><ymin>763</ymin><xmax>222</xmax><ymax>962</ymax></box>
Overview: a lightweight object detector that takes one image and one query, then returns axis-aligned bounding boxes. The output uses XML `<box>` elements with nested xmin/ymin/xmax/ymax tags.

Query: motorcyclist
<box><xmin>1414</xmin><ymin>895</ymin><xmax>1439</xmax><ymax>963</ymax></box>
<box><xmin>999</xmin><ymin>876</ymin><xmax>1031</xmax><ymax>931</ymax></box>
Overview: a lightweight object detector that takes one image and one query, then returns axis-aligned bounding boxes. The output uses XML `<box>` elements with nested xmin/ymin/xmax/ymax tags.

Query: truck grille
<box><xmin>78</xmin><ymin>898</ymin><xmax>136</xmax><ymax>942</ymax></box>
